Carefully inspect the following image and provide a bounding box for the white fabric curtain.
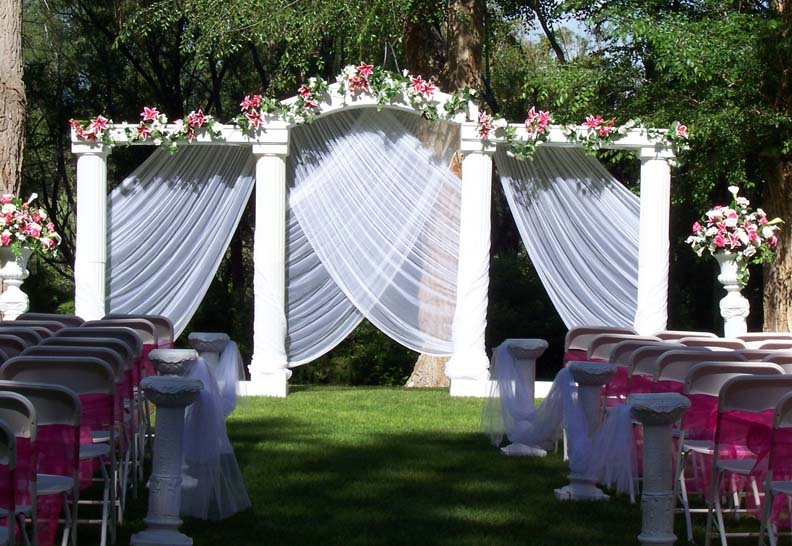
[285,110,462,364]
[495,147,640,328]
[106,146,255,337]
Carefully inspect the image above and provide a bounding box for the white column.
[73,143,110,321]
[446,123,496,397]
[634,148,674,335]
[244,130,291,398]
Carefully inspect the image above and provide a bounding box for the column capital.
[459,122,498,155]
[251,124,290,157]
[638,146,675,162]
[71,141,111,156]
[628,392,690,425]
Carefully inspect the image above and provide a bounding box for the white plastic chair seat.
[91,430,110,443]
[683,439,714,454]
[80,443,111,460]
[717,457,757,475]
[37,473,74,495]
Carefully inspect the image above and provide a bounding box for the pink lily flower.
[89,115,109,132]
[357,62,374,78]
[141,107,159,121]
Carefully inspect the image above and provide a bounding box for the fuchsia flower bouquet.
[686,186,782,283]
[0,194,61,256]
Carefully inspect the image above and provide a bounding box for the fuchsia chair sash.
[78,393,114,491]
[563,349,589,366]
[141,343,157,378]
[37,423,79,546]
[629,375,655,395]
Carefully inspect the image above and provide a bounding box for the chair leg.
[758,488,773,546]
[706,468,725,546]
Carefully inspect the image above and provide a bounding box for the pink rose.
[46,222,54,231]
[692,221,702,234]
[714,233,726,248]
[0,195,12,205]
[676,123,688,139]
[770,236,778,247]
[0,234,9,246]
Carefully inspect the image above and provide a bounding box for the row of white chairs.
[0,312,174,546]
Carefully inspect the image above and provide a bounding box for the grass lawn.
[111,386,718,545]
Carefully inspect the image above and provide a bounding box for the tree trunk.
[0,0,25,195]
[763,0,792,331]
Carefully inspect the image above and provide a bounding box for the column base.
[554,475,609,501]
[449,377,496,398]
[238,370,290,398]
[131,529,193,546]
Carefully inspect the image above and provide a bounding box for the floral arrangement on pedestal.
[69,61,688,160]
[0,193,61,257]
[686,185,782,285]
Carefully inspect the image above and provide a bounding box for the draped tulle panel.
[496,146,640,328]
[106,146,256,337]
[285,110,462,362]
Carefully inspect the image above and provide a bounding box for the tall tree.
[1,0,25,195]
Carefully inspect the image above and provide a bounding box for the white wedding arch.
[70,77,674,398]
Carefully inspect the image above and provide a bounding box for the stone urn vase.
[0,247,33,320]
[714,252,749,338]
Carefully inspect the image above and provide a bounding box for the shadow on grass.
[144,415,639,546]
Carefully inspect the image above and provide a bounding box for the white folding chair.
[0,358,117,546]
[737,332,792,349]
[586,334,661,362]
[564,326,637,362]
[0,381,81,546]
[627,344,712,395]
[0,321,64,335]
[0,337,25,360]
[674,361,783,543]
[102,315,174,349]
[679,337,747,351]
[0,331,41,349]
[759,341,792,351]
[758,391,792,546]
[655,330,718,341]
[0,392,34,546]
[17,314,84,328]
[704,375,792,546]
[0,419,16,546]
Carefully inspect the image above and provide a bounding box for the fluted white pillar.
[634,148,673,336]
[244,131,291,397]
[73,142,110,321]
[446,122,496,397]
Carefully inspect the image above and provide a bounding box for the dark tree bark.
[0,0,25,195]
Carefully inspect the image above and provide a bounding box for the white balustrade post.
[629,393,690,546]
[131,376,202,546]
[555,361,615,501]
[446,123,496,397]
[634,147,674,336]
[503,338,549,405]
[244,128,291,398]
[72,142,110,321]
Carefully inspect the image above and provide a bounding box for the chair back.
[654,330,717,341]
[0,356,115,397]
[587,334,661,361]
[0,392,36,510]
[758,340,792,351]
[656,350,737,385]
[17,313,84,327]
[684,362,784,397]
[774,392,792,430]
[39,336,133,370]
[609,339,666,367]
[0,328,42,347]
[678,337,747,351]
[21,346,124,382]
[629,344,710,378]
[103,314,174,347]
[0,381,81,428]
[55,326,142,355]
[83,319,157,346]
[0,320,64,334]
[564,326,637,352]
[0,335,27,358]
[735,348,780,361]
[0,392,36,442]
[719,375,792,413]
[737,332,792,349]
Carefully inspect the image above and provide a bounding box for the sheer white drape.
[106,146,255,337]
[495,147,640,328]
[284,110,462,364]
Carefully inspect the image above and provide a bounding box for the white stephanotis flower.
[706,226,718,237]
[736,196,749,207]
[1,204,16,214]
[724,216,738,228]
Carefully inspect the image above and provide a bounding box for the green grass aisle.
[119,386,649,545]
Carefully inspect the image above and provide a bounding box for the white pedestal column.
[634,148,673,336]
[503,338,549,404]
[245,135,291,398]
[715,253,749,337]
[555,361,615,501]
[629,393,690,546]
[73,143,110,321]
[131,376,202,546]
[446,126,496,397]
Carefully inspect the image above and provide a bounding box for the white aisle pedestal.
[629,393,690,546]
[73,142,110,321]
[555,361,615,501]
[188,332,230,368]
[715,252,749,338]
[503,338,549,404]
[245,134,292,397]
[446,124,496,398]
[131,376,202,546]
